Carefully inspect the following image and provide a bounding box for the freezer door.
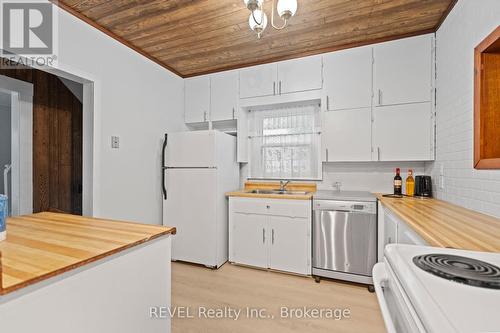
[163,169,217,266]
[313,210,377,276]
[165,131,216,168]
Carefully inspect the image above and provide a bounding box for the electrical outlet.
[111,136,120,149]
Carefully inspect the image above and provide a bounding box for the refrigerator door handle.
[162,133,168,200]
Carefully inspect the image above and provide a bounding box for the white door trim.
[41,65,98,217]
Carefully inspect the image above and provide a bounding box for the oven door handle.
[373,263,398,333]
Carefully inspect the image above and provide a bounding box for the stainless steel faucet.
[279,180,291,191]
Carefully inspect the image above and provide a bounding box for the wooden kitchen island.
[0,212,176,333]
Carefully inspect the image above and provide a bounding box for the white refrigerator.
[162,130,239,268]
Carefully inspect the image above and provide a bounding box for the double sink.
[248,189,310,195]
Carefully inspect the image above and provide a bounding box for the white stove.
[373,244,500,333]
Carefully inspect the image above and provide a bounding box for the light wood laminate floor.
[172,262,386,333]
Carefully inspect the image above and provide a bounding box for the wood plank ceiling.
[54,0,457,77]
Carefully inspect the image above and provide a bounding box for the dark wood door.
[1,63,83,215]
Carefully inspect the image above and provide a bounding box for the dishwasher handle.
[313,200,377,214]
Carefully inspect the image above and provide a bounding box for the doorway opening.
[1,63,84,215]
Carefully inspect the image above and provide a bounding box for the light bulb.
[249,10,268,37]
[243,0,263,11]
[277,0,297,20]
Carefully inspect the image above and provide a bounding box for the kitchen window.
[248,102,321,180]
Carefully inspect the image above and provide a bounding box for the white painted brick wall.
[240,162,426,194]
[425,0,500,218]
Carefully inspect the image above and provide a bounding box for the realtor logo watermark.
[0,0,58,68]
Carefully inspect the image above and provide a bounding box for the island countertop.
[0,212,176,295]
[376,194,500,252]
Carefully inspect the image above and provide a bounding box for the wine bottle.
[394,168,402,195]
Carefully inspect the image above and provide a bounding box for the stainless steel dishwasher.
[312,191,377,290]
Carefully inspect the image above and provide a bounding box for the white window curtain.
[248,102,321,180]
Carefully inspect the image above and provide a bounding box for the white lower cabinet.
[268,215,310,275]
[231,212,268,268]
[229,197,312,275]
[397,217,428,246]
[382,208,428,249]
[384,211,398,246]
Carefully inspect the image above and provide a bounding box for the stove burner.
[413,254,500,289]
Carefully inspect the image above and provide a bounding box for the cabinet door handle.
[378,89,382,106]
[232,107,235,119]
[262,228,265,244]
[326,96,330,110]
[279,81,282,95]
[273,82,276,95]
[203,111,207,122]
[326,148,329,162]
[377,147,381,161]
[272,229,275,245]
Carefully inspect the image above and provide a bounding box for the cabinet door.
[277,56,323,94]
[269,216,310,275]
[374,34,432,106]
[239,63,277,98]
[397,220,428,246]
[210,71,238,121]
[384,212,398,246]
[231,212,268,268]
[373,102,432,161]
[324,46,372,110]
[323,108,372,162]
[185,76,210,123]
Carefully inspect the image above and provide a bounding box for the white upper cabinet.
[239,63,277,99]
[373,102,433,161]
[374,34,433,106]
[239,56,322,99]
[324,46,373,110]
[322,108,372,162]
[185,76,210,123]
[210,71,238,121]
[277,56,323,94]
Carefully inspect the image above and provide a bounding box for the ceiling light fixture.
[244,0,297,39]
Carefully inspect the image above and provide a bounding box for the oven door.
[373,262,427,333]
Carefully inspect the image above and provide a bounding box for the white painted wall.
[53,8,185,224]
[425,0,500,218]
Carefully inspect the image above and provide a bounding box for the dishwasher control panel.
[313,199,377,214]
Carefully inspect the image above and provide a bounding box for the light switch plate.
[111,136,120,149]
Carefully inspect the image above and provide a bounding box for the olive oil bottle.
[394,168,402,195]
[406,169,415,197]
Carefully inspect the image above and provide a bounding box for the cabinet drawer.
[230,197,311,218]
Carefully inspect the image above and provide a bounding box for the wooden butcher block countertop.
[377,194,500,252]
[0,212,176,295]
[226,181,316,200]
